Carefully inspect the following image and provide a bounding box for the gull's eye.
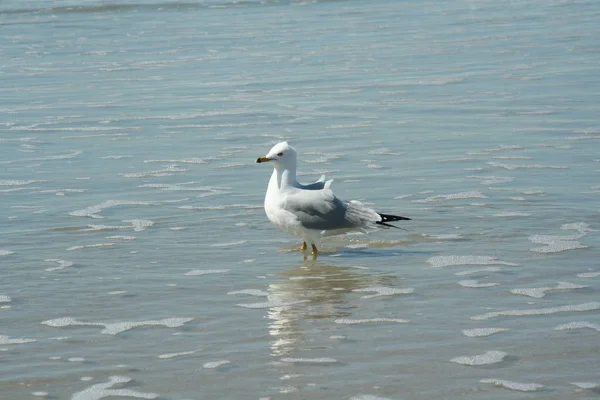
[277,152,284,157]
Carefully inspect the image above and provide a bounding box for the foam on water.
[352,286,414,299]
[143,158,209,164]
[70,200,161,219]
[202,360,231,369]
[567,135,600,141]
[280,358,338,364]
[493,156,532,160]
[1,187,38,193]
[0,295,11,303]
[101,155,133,160]
[454,267,502,276]
[210,240,247,248]
[480,378,544,392]
[577,271,600,278]
[471,302,600,320]
[368,148,404,156]
[554,321,600,332]
[469,145,524,155]
[288,276,326,281]
[31,392,49,397]
[0,250,15,256]
[349,395,393,400]
[0,335,37,345]
[125,220,154,232]
[179,204,262,211]
[365,162,383,169]
[487,161,569,170]
[41,317,193,335]
[510,282,587,298]
[71,376,158,400]
[227,289,269,297]
[334,318,409,325]
[462,328,510,338]
[522,190,545,195]
[82,219,153,233]
[571,382,599,389]
[106,235,136,240]
[44,259,74,272]
[458,280,500,288]
[83,225,129,232]
[67,243,115,251]
[39,188,87,196]
[0,179,47,186]
[386,76,467,86]
[0,149,82,165]
[138,183,227,193]
[529,222,592,253]
[157,349,201,359]
[413,191,487,203]
[429,234,463,240]
[427,256,517,268]
[211,163,249,169]
[494,212,530,218]
[120,165,188,178]
[530,239,587,253]
[272,385,299,394]
[440,157,475,163]
[184,269,230,276]
[450,350,507,366]
[237,300,309,309]
[467,176,514,185]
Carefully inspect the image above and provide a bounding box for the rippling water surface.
[2,0,599,399]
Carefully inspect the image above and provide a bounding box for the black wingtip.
[375,213,411,230]
[378,213,411,222]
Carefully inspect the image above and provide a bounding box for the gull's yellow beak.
[255,156,272,163]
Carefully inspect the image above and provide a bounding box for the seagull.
[256,142,410,257]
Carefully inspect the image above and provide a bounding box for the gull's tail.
[376,213,411,229]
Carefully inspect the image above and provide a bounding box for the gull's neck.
[269,165,298,191]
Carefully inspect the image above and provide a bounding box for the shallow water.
[1,0,599,399]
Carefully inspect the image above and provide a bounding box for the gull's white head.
[256,141,297,170]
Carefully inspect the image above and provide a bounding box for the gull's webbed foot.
[311,244,319,258]
[300,241,307,251]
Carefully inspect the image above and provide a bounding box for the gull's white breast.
[264,172,305,237]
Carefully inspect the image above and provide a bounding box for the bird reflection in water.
[265,260,398,357]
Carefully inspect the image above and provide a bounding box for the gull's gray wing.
[298,174,334,191]
[282,189,379,232]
